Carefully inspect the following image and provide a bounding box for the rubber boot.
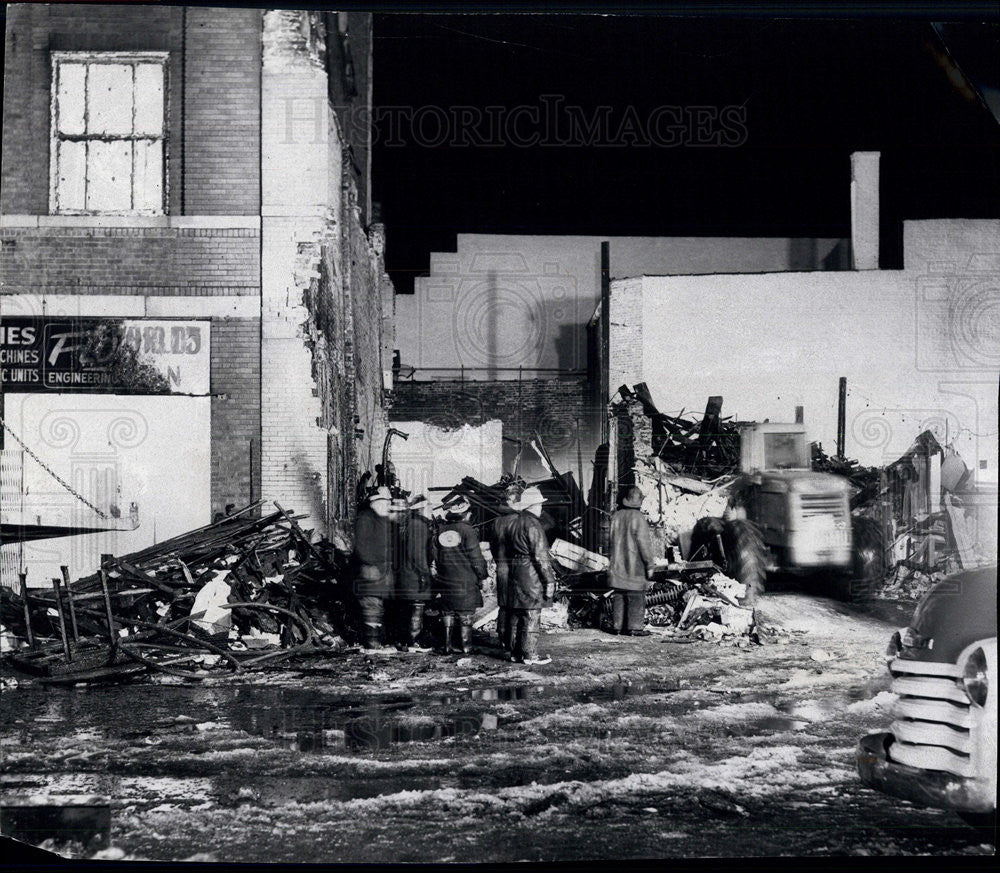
[440,614,455,654]
[497,607,509,651]
[521,611,551,666]
[409,603,433,653]
[458,615,473,654]
[362,623,382,652]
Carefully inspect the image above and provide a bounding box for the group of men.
[350,480,660,663]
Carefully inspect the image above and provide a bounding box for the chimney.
[850,151,880,270]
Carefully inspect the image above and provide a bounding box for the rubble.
[810,442,881,510]
[1,501,355,684]
[615,385,994,606]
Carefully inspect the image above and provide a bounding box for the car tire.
[835,516,884,602]
[689,517,767,606]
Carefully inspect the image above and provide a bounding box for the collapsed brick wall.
[0,227,259,295]
[611,397,654,497]
[608,277,644,393]
[260,10,390,535]
[344,179,387,482]
[389,377,597,487]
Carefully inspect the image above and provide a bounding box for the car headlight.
[962,647,989,707]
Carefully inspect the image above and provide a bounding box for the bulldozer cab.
[690,421,883,602]
[739,422,810,473]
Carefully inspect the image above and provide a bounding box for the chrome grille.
[887,658,974,777]
[798,493,846,519]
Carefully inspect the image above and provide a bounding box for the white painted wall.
[395,233,845,378]
[624,219,999,481]
[388,419,503,501]
[1,393,211,587]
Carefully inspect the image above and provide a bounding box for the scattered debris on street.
[0,502,354,685]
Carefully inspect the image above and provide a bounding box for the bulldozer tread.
[834,515,885,602]
[690,516,767,605]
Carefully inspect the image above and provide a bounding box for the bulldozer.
[688,422,883,603]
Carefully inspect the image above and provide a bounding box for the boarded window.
[51,54,167,214]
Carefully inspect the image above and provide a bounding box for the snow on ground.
[2,592,987,861]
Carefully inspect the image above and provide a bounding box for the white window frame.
[49,51,169,216]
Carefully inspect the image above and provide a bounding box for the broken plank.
[944,494,976,569]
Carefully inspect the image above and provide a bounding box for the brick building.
[0,6,393,588]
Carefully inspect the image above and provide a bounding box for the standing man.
[501,487,557,665]
[393,496,434,652]
[352,486,395,651]
[608,485,656,636]
[488,484,522,653]
[431,497,489,654]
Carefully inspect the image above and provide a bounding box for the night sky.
[371,14,1000,293]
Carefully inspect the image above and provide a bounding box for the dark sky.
[371,15,1000,293]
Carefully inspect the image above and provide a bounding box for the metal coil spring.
[646,587,684,607]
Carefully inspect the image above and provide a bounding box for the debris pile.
[616,384,741,479]
[810,442,881,510]
[646,572,758,645]
[0,501,354,684]
[872,431,993,600]
[439,470,586,545]
[552,539,760,645]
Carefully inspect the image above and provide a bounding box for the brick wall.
[345,178,386,480]
[2,4,261,218]
[608,277,644,393]
[210,317,261,515]
[611,397,653,498]
[1,3,185,215]
[183,8,261,215]
[0,226,259,294]
[260,10,346,533]
[389,377,599,488]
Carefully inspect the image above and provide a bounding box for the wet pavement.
[1,591,994,861]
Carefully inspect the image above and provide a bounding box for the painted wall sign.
[0,317,210,394]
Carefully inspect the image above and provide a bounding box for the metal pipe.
[837,377,847,459]
[99,569,117,646]
[60,566,79,642]
[51,578,73,662]
[18,572,35,649]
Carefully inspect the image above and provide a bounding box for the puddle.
[833,598,916,627]
[0,797,110,852]
[228,687,488,753]
[222,680,669,753]
[435,679,673,706]
[775,700,844,722]
[725,715,810,735]
[214,774,446,805]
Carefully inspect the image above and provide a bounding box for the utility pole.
[836,377,847,459]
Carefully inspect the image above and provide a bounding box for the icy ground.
[1,591,994,862]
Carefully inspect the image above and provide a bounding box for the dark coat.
[487,510,519,608]
[431,519,487,612]
[608,507,656,591]
[352,508,393,597]
[395,512,433,601]
[496,511,556,610]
